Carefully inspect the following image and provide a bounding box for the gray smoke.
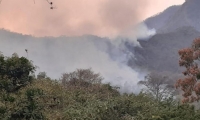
[0,23,153,93]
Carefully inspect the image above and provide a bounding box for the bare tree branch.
[138,72,175,102]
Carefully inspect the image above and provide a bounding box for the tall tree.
[138,72,175,102]
[0,53,35,92]
[61,68,103,88]
[176,38,200,103]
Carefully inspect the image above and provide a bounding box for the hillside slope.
[129,26,200,72]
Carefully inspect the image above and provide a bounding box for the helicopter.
[44,0,57,9]
[0,0,56,9]
[46,0,57,9]
[33,0,56,9]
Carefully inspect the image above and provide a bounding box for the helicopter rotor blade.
[46,0,50,4]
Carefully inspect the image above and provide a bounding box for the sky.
[0,0,185,37]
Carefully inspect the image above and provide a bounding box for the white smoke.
[119,23,156,42]
[0,23,153,93]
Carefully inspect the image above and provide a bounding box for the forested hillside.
[1,52,200,120]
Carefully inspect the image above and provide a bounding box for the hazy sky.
[0,0,184,37]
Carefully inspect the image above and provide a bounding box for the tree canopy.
[0,53,35,92]
[138,72,175,102]
[0,52,200,119]
[176,38,200,103]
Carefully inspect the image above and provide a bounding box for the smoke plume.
[0,29,151,93]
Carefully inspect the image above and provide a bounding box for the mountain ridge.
[132,0,200,74]
[145,0,200,33]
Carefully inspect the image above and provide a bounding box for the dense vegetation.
[1,52,200,120]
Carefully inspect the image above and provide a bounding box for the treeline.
[1,53,200,120]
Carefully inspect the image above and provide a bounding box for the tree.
[175,38,200,103]
[0,53,35,92]
[138,72,175,102]
[10,88,45,120]
[61,68,103,87]
[37,72,47,79]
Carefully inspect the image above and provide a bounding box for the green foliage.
[1,52,200,119]
[0,53,35,92]
[61,68,103,86]
[10,88,45,120]
[37,72,47,79]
